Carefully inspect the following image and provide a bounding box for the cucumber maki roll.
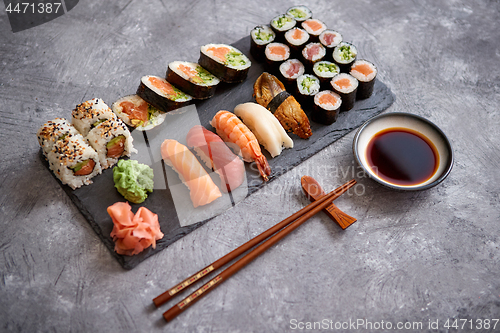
[71,98,116,137]
[332,42,357,73]
[199,44,252,83]
[136,75,193,113]
[166,61,220,99]
[312,61,340,89]
[250,25,276,61]
[330,73,358,111]
[296,74,321,107]
[112,94,167,131]
[350,59,377,99]
[270,14,296,42]
[286,6,313,22]
[312,90,342,125]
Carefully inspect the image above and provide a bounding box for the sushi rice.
[72,98,116,137]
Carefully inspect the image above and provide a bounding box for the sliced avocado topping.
[71,159,90,172]
[107,135,125,149]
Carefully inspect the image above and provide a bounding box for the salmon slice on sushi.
[199,44,252,83]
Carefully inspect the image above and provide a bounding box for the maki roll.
[296,74,321,107]
[112,94,167,131]
[286,5,313,22]
[284,27,310,57]
[37,118,80,156]
[46,134,102,190]
[319,30,343,61]
[302,42,326,71]
[330,73,359,111]
[312,90,342,125]
[86,118,137,169]
[350,59,378,99]
[270,14,296,42]
[250,25,276,61]
[72,98,116,137]
[199,44,252,83]
[332,42,357,72]
[301,19,327,42]
[312,61,340,89]
[137,75,193,113]
[265,42,290,71]
[166,61,220,99]
[279,59,305,88]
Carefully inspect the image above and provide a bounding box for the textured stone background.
[0,0,499,332]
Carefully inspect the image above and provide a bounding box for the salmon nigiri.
[161,139,222,207]
[210,110,271,181]
[186,125,245,193]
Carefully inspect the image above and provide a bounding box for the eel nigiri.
[234,102,293,158]
[161,139,222,207]
[253,72,312,139]
[210,110,271,181]
[186,125,245,193]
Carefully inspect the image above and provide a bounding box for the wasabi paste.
[113,160,154,204]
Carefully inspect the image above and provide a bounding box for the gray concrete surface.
[1,0,499,332]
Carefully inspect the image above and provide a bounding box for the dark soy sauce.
[366,128,439,186]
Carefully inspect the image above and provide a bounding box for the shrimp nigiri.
[161,139,221,207]
[210,110,271,181]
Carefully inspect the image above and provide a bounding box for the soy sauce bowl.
[353,112,454,191]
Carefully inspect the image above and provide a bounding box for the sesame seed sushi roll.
[250,25,276,61]
[301,19,327,42]
[86,118,137,169]
[72,98,116,137]
[279,59,305,88]
[112,94,167,131]
[296,74,321,108]
[350,59,378,99]
[265,42,290,72]
[302,42,326,71]
[332,42,358,73]
[47,134,102,190]
[319,30,343,61]
[37,118,80,156]
[330,73,359,111]
[312,90,342,125]
[136,75,193,113]
[312,61,340,89]
[199,44,252,83]
[270,14,296,42]
[286,5,313,22]
[166,61,220,100]
[284,27,310,57]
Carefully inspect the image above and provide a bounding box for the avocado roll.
[312,90,342,125]
[71,98,116,137]
[199,44,252,83]
[166,61,220,99]
[286,6,313,22]
[279,59,305,88]
[302,42,326,71]
[350,59,377,99]
[301,19,327,42]
[37,118,80,156]
[330,73,358,111]
[136,75,193,113]
[312,61,340,89]
[332,42,357,73]
[270,14,296,42]
[250,25,276,61]
[265,42,290,72]
[296,74,321,108]
[284,27,309,57]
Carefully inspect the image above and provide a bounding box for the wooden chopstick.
[158,179,356,322]
[153,179,356,308]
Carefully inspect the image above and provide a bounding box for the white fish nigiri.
[234,102,293,158]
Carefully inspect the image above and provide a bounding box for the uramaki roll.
[199,44,251,83]
[330,73,359,111]
[72,98,116,137]
[250,25,276,61]
[349,59,377,99]
[166,61,220,99]
[312,90,342,125]
[136,75,193,113]
[37,118,80,156]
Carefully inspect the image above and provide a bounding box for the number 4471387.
[444,318,499,330]
[5,2,62,14]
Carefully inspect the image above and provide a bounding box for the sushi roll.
[330,73,359,111]
[279,59,305,88]
[302,42,326,71]
[301,19,327,42]
[250,25,276,61]
[166,61,220,99]
[286,5,313,22]
[319,30,343,61]
[47,134,102,190]
[86,118,137,169]
[350,59,378,99]
[270,14,296,42]
[199,44,252,83]
[72,98,116,137]
[284,27,310,57]
[136,75,193,113]
[112,94,167,131]
[37,118,80,156]
[332,42,357,73]
[296,74,321,107]
[312,61,340,89]
[264,42,290,71]
[312,91,342,125]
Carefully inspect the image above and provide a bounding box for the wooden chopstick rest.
[301,176,356,229]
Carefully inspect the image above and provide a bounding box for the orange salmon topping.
[270,46,286,57]
[292,28,304,40]
[334,78,351,89]
[74,159,95,176]
[178,64,203,84]
[207,46,230,62]
[352,63,373,76]
[318,93,338,106]
[107,136,126,158]
[120,101,148,122]
[149,77,176,97]
[304,20,322,32]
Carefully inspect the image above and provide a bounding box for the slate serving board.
[43,36,394,269]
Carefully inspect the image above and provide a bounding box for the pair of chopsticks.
[153,179,357,322]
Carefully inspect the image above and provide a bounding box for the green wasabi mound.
[113,159,154,204]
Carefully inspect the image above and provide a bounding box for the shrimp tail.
[255,155,271,181]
